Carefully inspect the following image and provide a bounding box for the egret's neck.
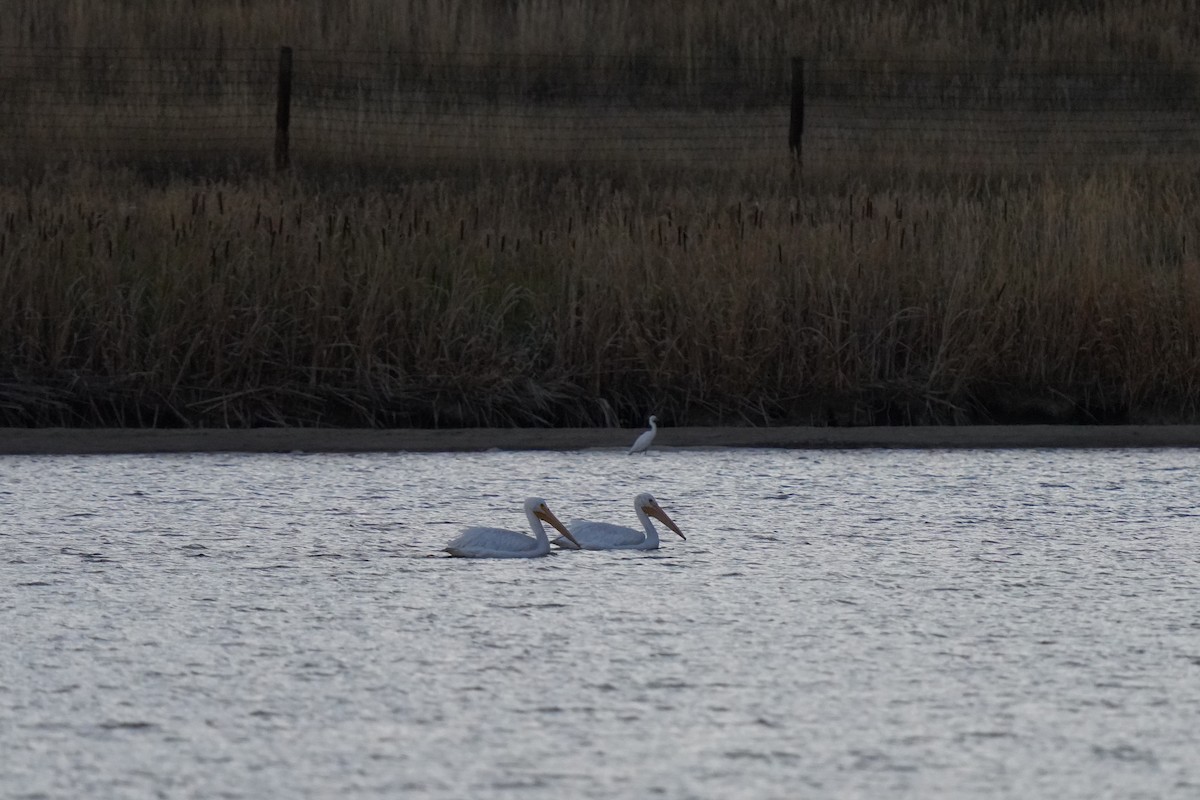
[635,505,660,546]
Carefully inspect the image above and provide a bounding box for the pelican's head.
[636,492,686,540]
[525,497,580,549]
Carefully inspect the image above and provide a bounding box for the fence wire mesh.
[1,47,1197,175]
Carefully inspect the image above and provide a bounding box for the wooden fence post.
[789,56,805,166]
[274,46,293,171]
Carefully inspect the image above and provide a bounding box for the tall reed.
[1,168,1197,426]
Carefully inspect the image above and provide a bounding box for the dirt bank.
[3,425,1200,455]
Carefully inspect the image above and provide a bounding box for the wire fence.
[1,46,1198,177]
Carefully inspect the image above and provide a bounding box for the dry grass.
[1,167,1198,426]
[6,3,1200,113]
[5,1,1200,65]
[4,3,1198,176]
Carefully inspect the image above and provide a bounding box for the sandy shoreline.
[3,425,1200,455]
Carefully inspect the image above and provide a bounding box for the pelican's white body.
[628,415,658,454]
[553,493,685,551]
[444,497,577,558]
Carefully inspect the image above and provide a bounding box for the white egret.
[628,415,658,454]
[444,497,579,558]
[553,492,685,551]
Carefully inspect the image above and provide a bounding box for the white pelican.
[444,497,580,558]
[628,415,658,454]
[553,492,686,551]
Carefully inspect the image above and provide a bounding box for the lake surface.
[2,447,1199,799]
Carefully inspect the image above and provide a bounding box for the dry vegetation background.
[2,1,1200,427]
[5,1,1199,64]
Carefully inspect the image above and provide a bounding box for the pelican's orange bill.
[537,505,581,548]
[645,504,686,540]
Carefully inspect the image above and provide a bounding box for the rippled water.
[2,446,1199,798]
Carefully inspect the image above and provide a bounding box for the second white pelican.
[553,492,686,551]
[444,497,580,558]
[628,415,658,454]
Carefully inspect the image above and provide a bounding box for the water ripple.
[1,447,1199,799]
